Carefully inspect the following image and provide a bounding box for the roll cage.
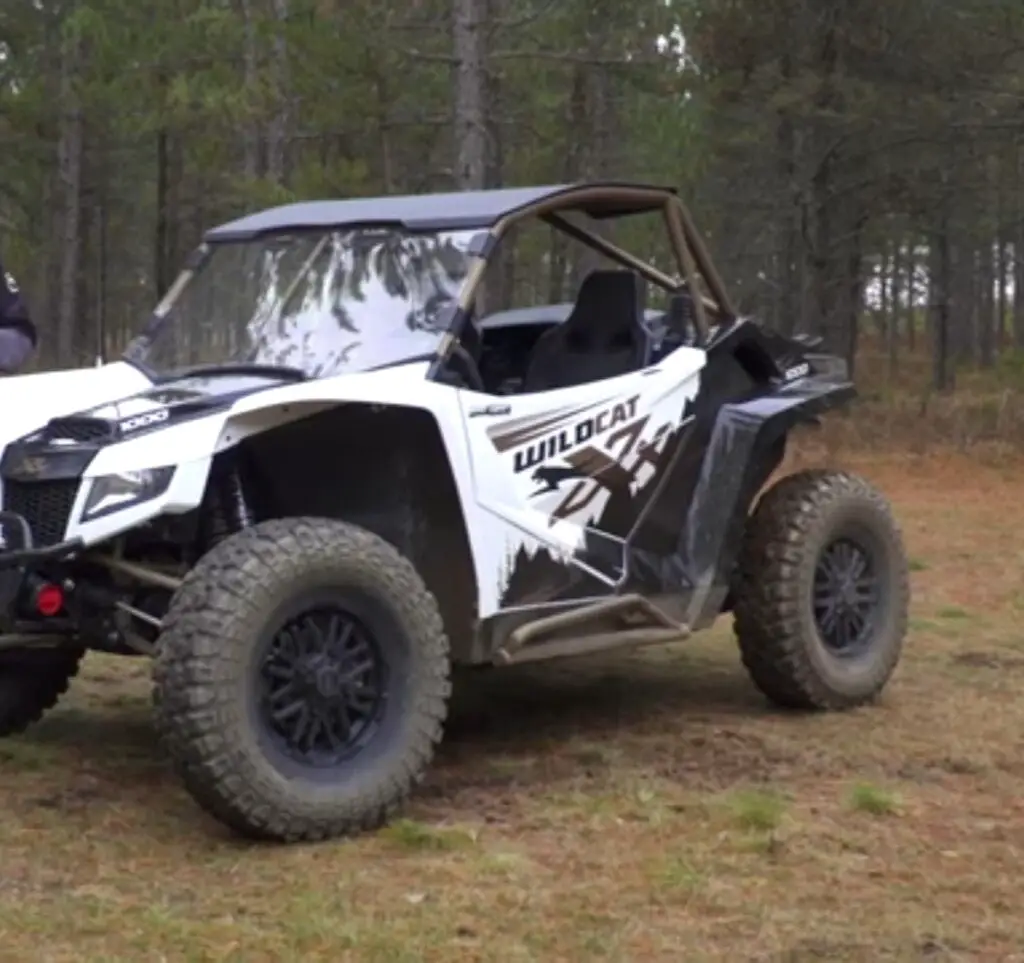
[429,184,736,385]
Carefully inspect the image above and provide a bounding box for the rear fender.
[674,377,854,629]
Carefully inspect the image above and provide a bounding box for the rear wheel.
[152,517,451,842]
[733,469,908,710]
[0,647,84,736]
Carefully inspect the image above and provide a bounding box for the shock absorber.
[200,456,254,551]
[221,463,253,532]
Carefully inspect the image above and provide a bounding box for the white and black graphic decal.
[471,378,702,610]
[120,407,170,433]
[485,392,684,529]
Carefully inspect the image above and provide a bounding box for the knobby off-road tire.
[0,647,84,736]
[733,469,909,710]
[152,517,451,842]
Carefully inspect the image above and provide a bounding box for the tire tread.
[0,648,84,737]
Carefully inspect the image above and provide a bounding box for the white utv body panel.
[62,359,484,584]
[456,345,706,615]
[63,345,706,621]
[0,362,151,453]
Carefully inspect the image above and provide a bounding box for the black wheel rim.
[812,536,882,658]
[259,606,387,767]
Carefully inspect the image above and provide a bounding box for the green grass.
[728,789,787,833]
[848,783,900,816]
[378,818,478,852]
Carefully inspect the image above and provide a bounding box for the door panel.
[458,346,705,607]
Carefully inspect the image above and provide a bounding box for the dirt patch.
[0,449,1023,961]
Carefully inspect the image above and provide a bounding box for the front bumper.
[0,510,82,614]
[0,511,82,569]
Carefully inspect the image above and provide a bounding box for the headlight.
[82,467,175,521]
[805,353,849,383]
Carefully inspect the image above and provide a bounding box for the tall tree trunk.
[1015,146,1024,348]
[948,236,974,364]
[906,242,916,351]
[1015,239,1024,350]
[548,66,586,304]
[265,0,290,185]
[978,241,995,367]
[240,0,261,180]
[775,52,799,336]
[155,127,170,295]
[842,218,864,377]
[808,8,846,355]
[375,69,394,193]
[452,0,487,191]
[575,57,617,278]
[996,168,1009,351]
[56,24,84,367]
[95,168,108,363]
[932,203,954,393]
[888,236,904,377]
[877,242,890,339]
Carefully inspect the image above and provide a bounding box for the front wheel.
[152,517,451,842]
[733,469,909,710]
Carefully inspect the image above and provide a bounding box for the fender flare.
[676,378,856,629]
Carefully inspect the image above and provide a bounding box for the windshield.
[136,227,475,378]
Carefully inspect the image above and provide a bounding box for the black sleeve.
[0,262,38,346]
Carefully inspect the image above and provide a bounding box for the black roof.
[205,182,676,241]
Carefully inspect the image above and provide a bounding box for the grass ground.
[1,448,1023,962]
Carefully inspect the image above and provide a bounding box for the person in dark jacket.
[0,261,37,373]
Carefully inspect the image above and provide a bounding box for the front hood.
[48,369,298,443]
[0,361,152,447]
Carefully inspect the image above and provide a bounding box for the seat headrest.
[574,270,642,317]
[564,270,645,350]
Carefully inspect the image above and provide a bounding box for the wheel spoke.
[818,599,840,635]
[813,578,835,602]
[304,714,322,752]
[331,700,353,738]
[835,609,851,650]
[272,698,305,723]
[321,712,345,752]
[835,542,852,573]
[289,704,310,745]
[343,623,363,655]
[341,659,374,684]
[853,577,876,600]
[264,662,294,681]
[268,681,296,704]
[298,621,319,655]
[337,618,355,646]
[847,607,867,636]
[307,616,328,652]
[347,686,377,717]
[272,630,288,653]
